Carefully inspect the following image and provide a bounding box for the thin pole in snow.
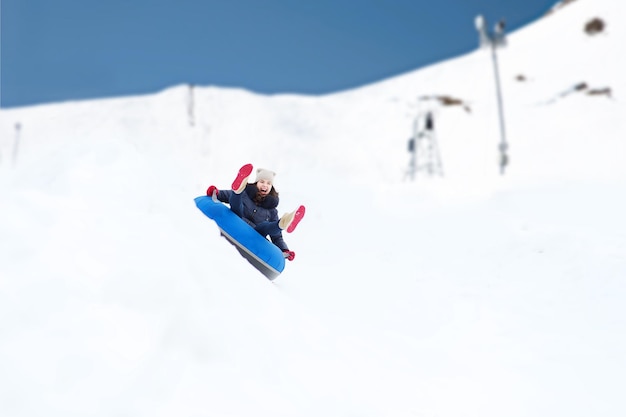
[476,15,509,175]
[13,122,21,168]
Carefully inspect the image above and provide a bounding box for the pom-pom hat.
[255,168,276,183]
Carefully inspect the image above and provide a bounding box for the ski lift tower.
[406,110,443,180]
[475,15,509,175]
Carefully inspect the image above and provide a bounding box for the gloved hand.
[206,185,218,197]
[283,249,295,261]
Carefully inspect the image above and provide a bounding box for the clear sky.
[1,0,556,108]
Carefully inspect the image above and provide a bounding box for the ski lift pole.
[490,41,508,175]
[476,15,509,175]
[13,122,22,168]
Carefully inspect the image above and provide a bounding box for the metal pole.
[476,16,509,175]
[490,43,508,175]
[13,123,21,168]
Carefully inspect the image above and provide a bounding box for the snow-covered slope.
[1,0,625,416]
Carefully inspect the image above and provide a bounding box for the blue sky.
[1,0,556,108]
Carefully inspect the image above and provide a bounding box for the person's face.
[257,179,272,196]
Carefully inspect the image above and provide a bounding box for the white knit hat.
[255,168,276,183]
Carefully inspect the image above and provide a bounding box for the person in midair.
[206,164,305,261]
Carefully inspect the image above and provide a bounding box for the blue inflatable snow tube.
[195,196,285,278]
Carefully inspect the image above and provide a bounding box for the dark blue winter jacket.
[217,184,289,251]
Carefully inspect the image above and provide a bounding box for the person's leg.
[254,205,306,236]
[228,163,253,217]
[254,221,282,237]
[229,192,244,218]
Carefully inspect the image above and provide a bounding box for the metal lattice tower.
[406,111,443,180]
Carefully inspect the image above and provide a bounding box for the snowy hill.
[1,0,625,416]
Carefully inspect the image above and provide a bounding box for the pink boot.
[279,205,306,233]
[232,163,253,194]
